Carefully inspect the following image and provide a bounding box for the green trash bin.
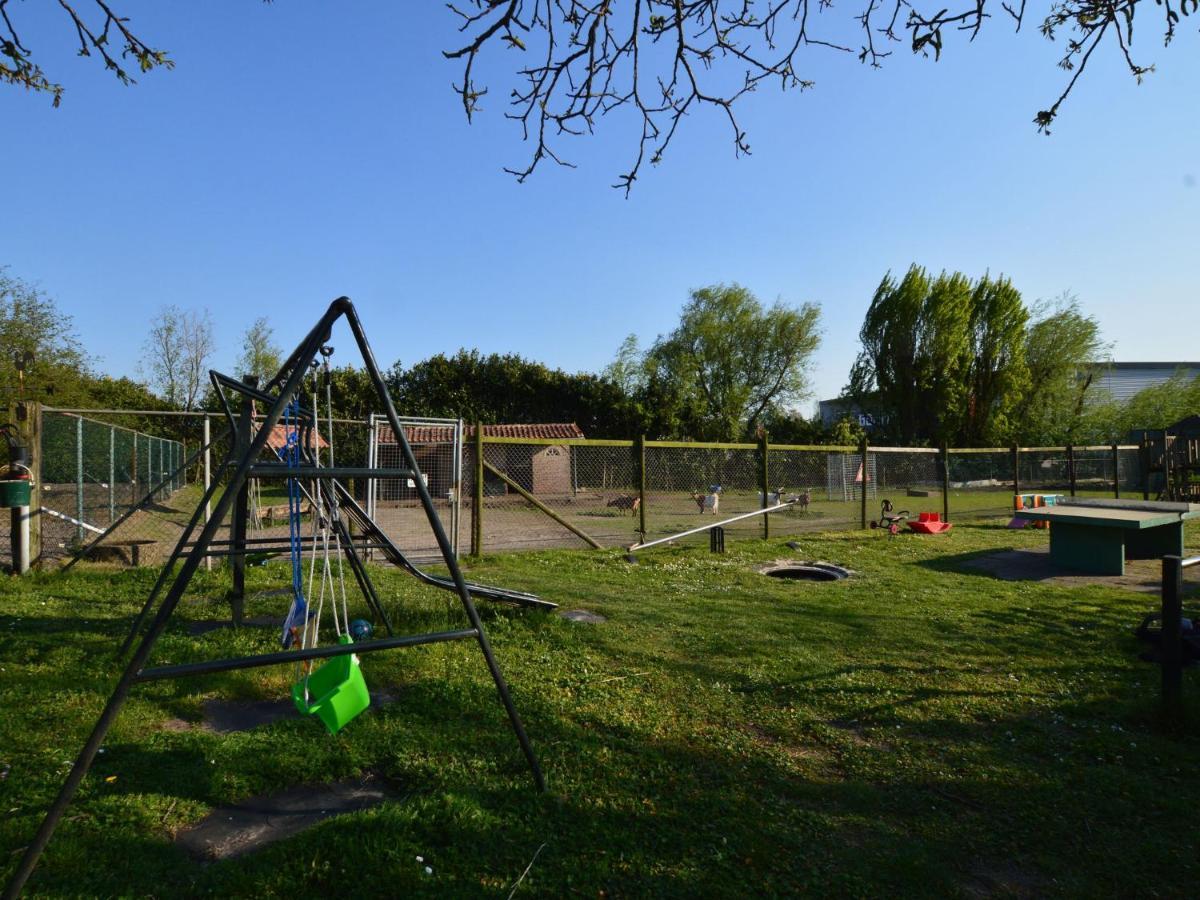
[0,479,31,508]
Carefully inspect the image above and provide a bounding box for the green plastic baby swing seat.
[291,635,370,734]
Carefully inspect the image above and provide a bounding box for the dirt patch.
[959,548,1200,594]
[175,775,397,860]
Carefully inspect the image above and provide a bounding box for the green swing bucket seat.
[291,635,370,734]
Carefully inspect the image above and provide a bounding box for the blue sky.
[4,2,1196,411]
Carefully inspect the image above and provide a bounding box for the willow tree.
[850,266,1032,446]
[643,284,821,441]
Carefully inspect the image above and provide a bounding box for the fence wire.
[18,407,1151,566]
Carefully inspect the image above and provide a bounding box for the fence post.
[7,400,40,571]
[203,415,212,572]
[637,434,647,541]
[1067,444,1077,497]
[859,435,869,529]
[1112,442,1120,499]
[941,443,950,522]
[108,426,116,525]
[1141,435,1150,501]
[75,415,84,543]
[760,430,770,539]
[1161,555,1184,717]
[1011,444,1020,501]
[472,422,484,557]
[1162,428,1172,500]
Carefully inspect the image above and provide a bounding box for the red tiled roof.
[377,423,585,444]
[257,422,330,451]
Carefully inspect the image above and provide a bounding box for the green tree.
[960,275,1030,445]
[237,317,283,384]
[1013,296,1108,444]
[849,266,973,445]
[641,284,821,442]
[850,266,1080,446]
[0,267,92,405]
[391,350,640,437]
[141,305,215,409]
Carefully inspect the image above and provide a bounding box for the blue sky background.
[4,1,1196,411]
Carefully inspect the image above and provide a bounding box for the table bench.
[1014,499,1200,575]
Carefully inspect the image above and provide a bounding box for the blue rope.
[280,399,308,649]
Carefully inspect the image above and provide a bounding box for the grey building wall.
[1090,362,1200,404]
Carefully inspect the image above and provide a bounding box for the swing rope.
[293,356,352,704]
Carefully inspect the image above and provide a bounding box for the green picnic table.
[1014,499,1200,575]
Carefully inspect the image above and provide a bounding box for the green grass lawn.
[2,522,1199,897]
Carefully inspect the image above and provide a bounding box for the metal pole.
[1161,555,1184,715]
[10,505,30,574]
[760,430,770,540]
[230,379,256,623]
[637,434,647,541]
[941,443,951,522]
[108,426,115,525]
[472,422,484,557]
[1067,444,1077,497]
[75,415,84,543]
[629,500,799,552]
[203,415,212,573]
[859,436,868,529]
[342,306,545,791]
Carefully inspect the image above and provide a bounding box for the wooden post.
[1141,435,1150,501]
[229,378,256,625]
[941,443,950,522]
[1162,428,1172,500]
[859,435,869,530]
[472,421,484,557]
[1067,444,1077,497]
[483,459,603,549]
[759,430,770,539]
[1161,555,1184,715]
[1112,442,1121,499]
[16,401,41,565]
[1012,444,1020,501]
[637,434,647,541]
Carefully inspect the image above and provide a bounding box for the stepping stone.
[557,609,606,624]
[203,690,399,733]
[175,776,397,860]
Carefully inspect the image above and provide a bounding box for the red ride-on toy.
[870,499,910,537]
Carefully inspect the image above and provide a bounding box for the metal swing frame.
[5,298,545,898]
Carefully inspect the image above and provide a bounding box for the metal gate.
[367,414,463,560]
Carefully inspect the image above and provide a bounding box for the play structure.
[1140,419,1200,502]
[5,298,550,897]
[1013,497,1200,576]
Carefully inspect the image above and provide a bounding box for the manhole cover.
[759,561,851,581]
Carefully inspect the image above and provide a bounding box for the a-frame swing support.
[4,298,545,898]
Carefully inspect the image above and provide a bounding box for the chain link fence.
[10,404,1150,566]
